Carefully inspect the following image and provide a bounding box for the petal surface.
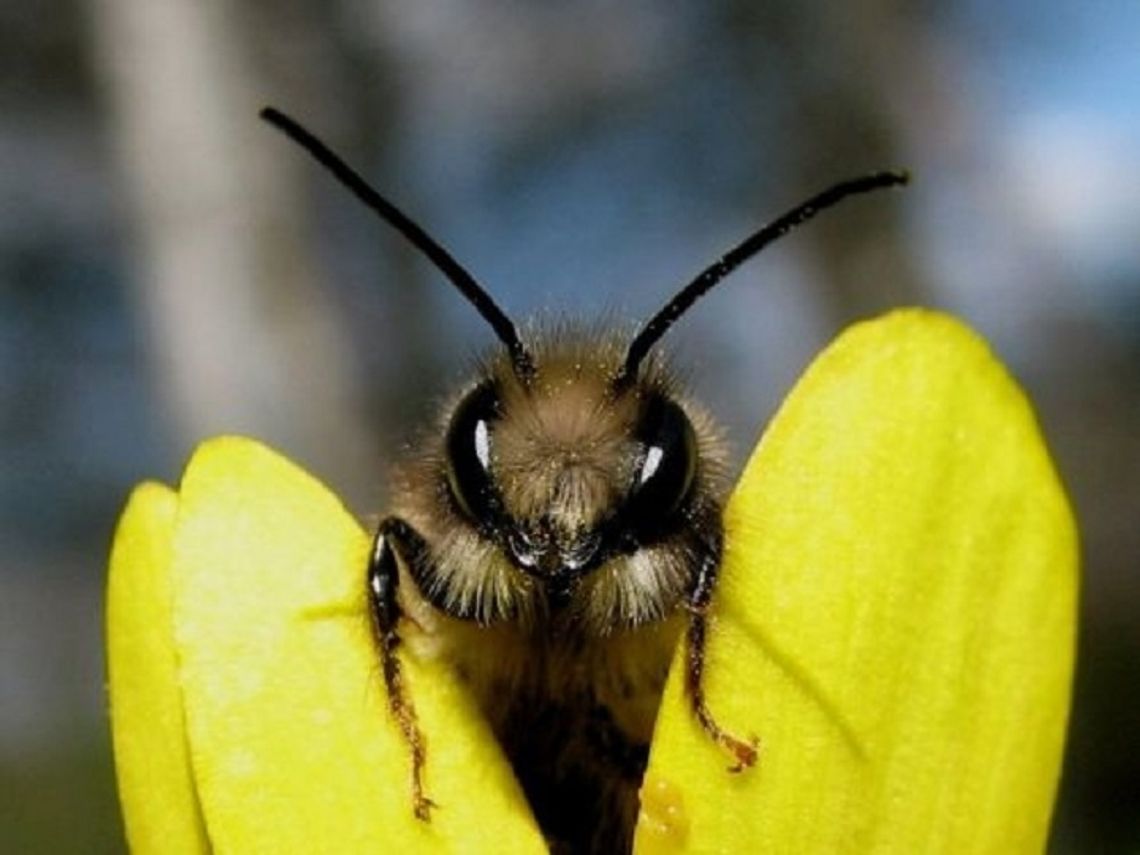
[107,482,209,853]
[109,437,544,852]
[170,436,545,851]
[637,310,1078,853]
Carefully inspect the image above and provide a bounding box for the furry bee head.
[260,107,907,636]
[392,325,728,635]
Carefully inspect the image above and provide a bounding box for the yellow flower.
[107,310,1077,853]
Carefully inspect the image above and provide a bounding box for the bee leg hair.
[684,541,760,772]
[367,516,438,820]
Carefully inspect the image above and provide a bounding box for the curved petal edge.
[637,309,1078,854]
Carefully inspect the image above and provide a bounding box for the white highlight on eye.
[640,445,664,483]
[474,419,492,470]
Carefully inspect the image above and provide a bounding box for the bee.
[261,107,906,853]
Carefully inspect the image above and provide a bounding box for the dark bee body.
[260,105,907,854]
[411,591,679,851]
[388,330,726,850]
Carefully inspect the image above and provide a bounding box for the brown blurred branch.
[87,0,377,493]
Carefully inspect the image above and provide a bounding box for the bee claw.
[413,795,439,822]
[725,734,760,773]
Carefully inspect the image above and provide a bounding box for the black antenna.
[260,107,535,382]
[616,170,910,388]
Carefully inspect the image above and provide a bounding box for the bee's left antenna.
[260,106,535,382]
[616,169,910,389]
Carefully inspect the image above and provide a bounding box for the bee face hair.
[393,327,727,634]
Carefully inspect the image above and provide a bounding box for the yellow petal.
[107,482,209,853]
[166,437,544,851]
[637,310,1078,853]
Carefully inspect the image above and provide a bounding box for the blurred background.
[2,0,1137,849]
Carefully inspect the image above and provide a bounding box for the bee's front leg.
[368,516,438,820]
[684,540,760,772]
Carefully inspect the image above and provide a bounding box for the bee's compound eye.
[445,382,501,523]
[627,396,698,537]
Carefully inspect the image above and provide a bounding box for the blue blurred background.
[2,1,1137,849]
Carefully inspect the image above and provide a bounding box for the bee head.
[404,327,729,633]
[440,331,723,623]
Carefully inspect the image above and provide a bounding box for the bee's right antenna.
[260,107,536,383]
[616,170,910,389]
